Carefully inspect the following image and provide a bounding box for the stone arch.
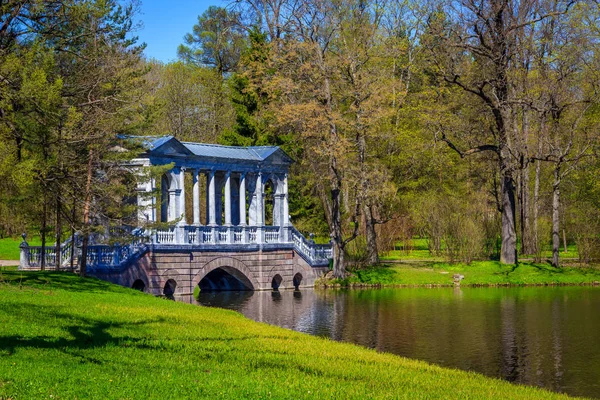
[293,272,303,290]
[271,274,283,290]
[192,257,260,291]
[163,279,177,297]
[132,279,146,292]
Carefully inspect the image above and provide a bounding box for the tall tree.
[425,0,576,264]
[178,6,246,75]
[527,1,600,267]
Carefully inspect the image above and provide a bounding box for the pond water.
[191,286,600,398]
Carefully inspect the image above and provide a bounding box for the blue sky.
[135,0,223,63]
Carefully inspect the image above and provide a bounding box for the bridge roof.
[128,136,293,169]
[183,142,280,162]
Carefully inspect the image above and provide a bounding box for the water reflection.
[189,286,600,398]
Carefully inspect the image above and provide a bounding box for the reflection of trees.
[193,287,600,398]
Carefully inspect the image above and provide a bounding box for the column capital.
[225,170,232,178]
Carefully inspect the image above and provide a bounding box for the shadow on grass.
[0,302,166,362]
[0,271,129,294]
[522,262,563,274]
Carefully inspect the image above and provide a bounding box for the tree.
[424,0,577,265]
[142,62,235,142]
[178,6,246,75]
[527,1,600,267]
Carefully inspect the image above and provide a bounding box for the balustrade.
[22,224,332,271]
[264,226,280,243]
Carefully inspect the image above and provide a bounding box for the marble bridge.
[19,136,332,296]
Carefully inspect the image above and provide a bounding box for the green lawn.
[341,261,600,287]
[383,238,581,262]
[381,238,445,261]
[0,237,48,261]
[0,271,574,399]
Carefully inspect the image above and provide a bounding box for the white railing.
[233,227,244,243]
[290,226,331,266]
[21,224,332,270]
[200,226,213,243]
[155,228,175,244]
[264,226,280,243]
[248,227,257,242]
[218,227,228,243]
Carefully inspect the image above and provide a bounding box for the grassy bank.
[0,271,573,399]
[334,261,600,287]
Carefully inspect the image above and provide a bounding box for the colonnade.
[139,167,289,228]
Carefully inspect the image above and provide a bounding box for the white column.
[168,190,176,222]
[256,172,264,226]
[224,171,232,226]
[150,177,157,222]
[178,167,186,225]
[193,169,200,225]
[239,173,247,226]
[208,171,216,226]
[256,172,264,244]
[283,174,289,225]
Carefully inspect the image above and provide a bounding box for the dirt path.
[0,260,19,267]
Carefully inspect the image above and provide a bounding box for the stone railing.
[20,230,147,270]
[290,226,332,266]
[20,224,332,270]
[21,232,83,270]
[84,241,147,271]
[154,225,281,246]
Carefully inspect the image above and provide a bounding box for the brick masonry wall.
[92,248,329,295]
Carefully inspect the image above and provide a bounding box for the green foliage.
[0,272,570,399]
[178,6,246,74]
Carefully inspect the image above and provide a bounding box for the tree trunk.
[364,204,379,265]
[40,194,47,271]
[70,194,76,269]
[518,108,532,255]
[520,161,532,255]
[330,185,345,278]
[552,165,561,268]
[80,148,94,278]
[533,149,542,262]
[500,160,518,265]
[55,197,62,270]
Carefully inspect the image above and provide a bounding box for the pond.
[191,286,600,398]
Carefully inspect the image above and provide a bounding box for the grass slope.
[0,272,574,399]
[345,261,600,287]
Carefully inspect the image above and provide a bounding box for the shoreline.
[317,280,600,289]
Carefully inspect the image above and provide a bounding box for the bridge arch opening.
[293,273,303,290]
[132,279,145,292]
[271,274,283,290]
[199,266,254,291]
[163,279,177,298]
